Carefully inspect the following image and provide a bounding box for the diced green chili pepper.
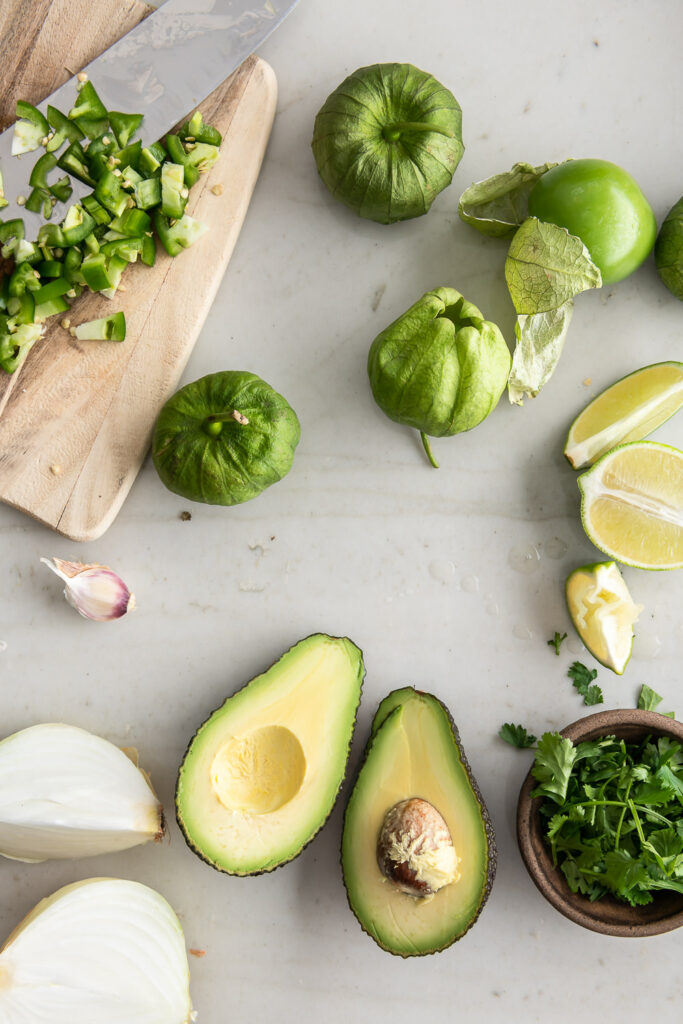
[114,140,142,172]
[63,246,83,285]
[101,255,128,297]
[12,101,50,156]
[33,277,71,306]
[161,161,187,219]
[49,175,73,202]
[81,253,110,291]
[153,211,207,256]
[134,176,162,210]
[110,208,151,237]
[58,141,96,186]
[74,311,126,342]
[81,194,111,225]
[86,135,119,179]
[0,171,7,210]
[180,110,222,147]
[68,81,108,138]
[164,135,200,187]
[95,170,129,217]
[60,204,96,245]
[141,233,156,267]
[8,262,41,297]
[13,239,39,265]
[46,105,85,152]
[100,237,142,262]
[34,294,70,320]
[37,259,63,278]
[139,142,166,175]
[82,232,101,255]
[108,112,143,149]
[6,290,35,324]
[0,321,44,373]
[37,223,65,248]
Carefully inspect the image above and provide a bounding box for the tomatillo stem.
[382,121,455,142]
[420,431,439,469]
[202,409,249,436]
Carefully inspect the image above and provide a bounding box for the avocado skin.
[175,633,364,876]
[341,686,497,956]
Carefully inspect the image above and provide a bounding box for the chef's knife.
[0,0,299,230]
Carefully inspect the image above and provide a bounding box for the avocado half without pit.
[342,687,496,956]
[176,634,364,875]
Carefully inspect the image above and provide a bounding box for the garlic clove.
[0,878,193,1024]
[41,557,135,621]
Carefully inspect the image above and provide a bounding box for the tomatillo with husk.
[368,288,511,467]
[152,370,300,505]
[312,63,464,224]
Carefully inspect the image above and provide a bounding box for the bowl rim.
[516,707,683,937]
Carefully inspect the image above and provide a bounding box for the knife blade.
[0,0,298,231]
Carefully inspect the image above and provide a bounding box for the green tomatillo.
[367,288,511,467]
[655,196,683,300]
[311,63,464,224]
[152,371,300,505]
[527,159,656,285]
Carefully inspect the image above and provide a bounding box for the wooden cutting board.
[0,0,277,541]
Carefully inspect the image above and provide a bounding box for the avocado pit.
[377,797,460,898]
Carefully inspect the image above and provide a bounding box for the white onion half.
[0,878,193,1024]
[0,724,163,862]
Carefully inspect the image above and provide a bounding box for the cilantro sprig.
[547,631,567,656]
[568,661,603,706]
[499,723,537,748]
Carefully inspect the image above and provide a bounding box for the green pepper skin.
[312,64,464,224]
[368,288,511,464]
[152,371,301,505]
[655,196,683,301]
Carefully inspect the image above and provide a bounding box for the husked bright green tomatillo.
[152,370,300,506]
[367,288,511,467]
[311,63,464,224]
[655,196,683,300]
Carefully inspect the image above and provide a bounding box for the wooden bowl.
[517,708,683,937]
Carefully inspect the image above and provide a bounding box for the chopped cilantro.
[533,729,683,906]
[568,660,603,706]
[547,631,568,656]
[499,723,537,748]
[638,684,675,718]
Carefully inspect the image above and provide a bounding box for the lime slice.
[578,441,683,569]
[565,361,683,469]
[565,562,642,674]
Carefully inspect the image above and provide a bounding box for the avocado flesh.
[176,634,364,875]
[342,688,495,956]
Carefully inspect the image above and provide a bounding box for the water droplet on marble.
[544,537,568,560]
[484,594,499,616]
[513,624,534,641]
[461,574,479,594]
[429,559,456,584]
[238,581,266,593]
[566,634,586,655]
[0,640,6,653]
[508,544,541,575]
[633,634,662,660]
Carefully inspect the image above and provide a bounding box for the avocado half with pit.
[176,634,364,875]
[342,687,496,956]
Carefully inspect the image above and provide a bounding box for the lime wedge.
[578,441,683,569]
[565,562,642,674]
[565,361,683,469]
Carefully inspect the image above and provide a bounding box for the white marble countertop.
[1,0,683,1021]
